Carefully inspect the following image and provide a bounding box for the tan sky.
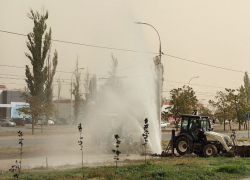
[1,0,250,105]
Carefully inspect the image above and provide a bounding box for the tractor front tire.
[203,144,217,157]
[176,136,191,155]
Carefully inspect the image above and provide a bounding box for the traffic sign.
[246,113,250,119]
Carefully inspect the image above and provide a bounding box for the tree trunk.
[224,119,226,131]
[32,115,34,135]
[239,119,241,130]
[229,120,232,130]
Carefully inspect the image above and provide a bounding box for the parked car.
[38,119,55,125]
[12,118,25,126]
[25,118,32,124]
[0,119,16,127]
[161,121,167,129]
[47,119,55,125]
[58,118,70,125]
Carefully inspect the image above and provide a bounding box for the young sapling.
[78,123,84,179]
[142,118,149,164]
[9,130,23,179]
[112,134,121,179]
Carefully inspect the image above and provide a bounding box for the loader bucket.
[233,145,250,157]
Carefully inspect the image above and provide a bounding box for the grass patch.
[1,157,250,179]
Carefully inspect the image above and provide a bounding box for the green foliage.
[168,86,198,124]
[18,93,44,125]
[244,72,250,104]
[142,118,149,147]
[3,157,250,180]
[209,87,250,130]
[9,131,23,179]
[112,134,121,179]
[23,8,58,134]
[198,106,213,118]
[216,164,247,174]
[77,123,84,179]
[72,72,81,123]
[101,54,122,92]
[226,88,250,124]
[142,118,149,169]
[44,47,58,123]
[209,91,232,124]
[89,75,97,102]
[72,60,82,124]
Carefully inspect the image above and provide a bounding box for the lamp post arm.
[188,76,199,84]
[135,22,161,57]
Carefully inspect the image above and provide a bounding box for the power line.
[0,77,25,80]
[1,29,248,74]
[163,54,246,73]
[0,64,110,78]
[0,29,156,55]
[163,80,225,89]
[0,73,25,78]
[163,89,217,95]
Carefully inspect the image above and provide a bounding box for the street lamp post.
[71,68,84,125]
[188,76,199,85]
[135,22,163,133]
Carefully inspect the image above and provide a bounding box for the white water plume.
[85,55,162,154]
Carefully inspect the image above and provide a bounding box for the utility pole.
[135,22,163,134]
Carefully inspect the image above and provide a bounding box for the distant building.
[0,90,29,119]
[0,85,6,89]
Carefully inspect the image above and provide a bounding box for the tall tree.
[23,9,57,134]
[167,86,198,127]
[209,91,232,131]
[72,60,82,124]
[198,106,213,118]
[56,77,62,122]
[84,69,90,102]
[226,87,250,130]
[105,54,121,90]
[89,75,97,103]
[44,44,58,124]
[244,72,250,104]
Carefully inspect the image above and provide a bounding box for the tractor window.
[200,120,209,131]
[181,117,188,132]
[189,118,199,132]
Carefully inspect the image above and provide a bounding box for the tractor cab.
[180,114,211,134]
[179,114,212,143]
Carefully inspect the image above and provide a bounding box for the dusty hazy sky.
[1,0,250,105]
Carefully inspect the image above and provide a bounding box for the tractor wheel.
[203,144,217,157]
[176,136,192,155]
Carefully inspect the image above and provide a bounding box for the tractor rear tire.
[176,136,192,155]
[203,144,217,157]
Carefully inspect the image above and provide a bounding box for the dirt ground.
[0,126,148,171]
[1,125,250,172]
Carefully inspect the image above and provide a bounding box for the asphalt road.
[1,126,250,148]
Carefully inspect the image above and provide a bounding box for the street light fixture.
[135,22,163,133]
[188,76,199,84]
[71,68,84,125]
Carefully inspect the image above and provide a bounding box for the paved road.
[1,126,250,148]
